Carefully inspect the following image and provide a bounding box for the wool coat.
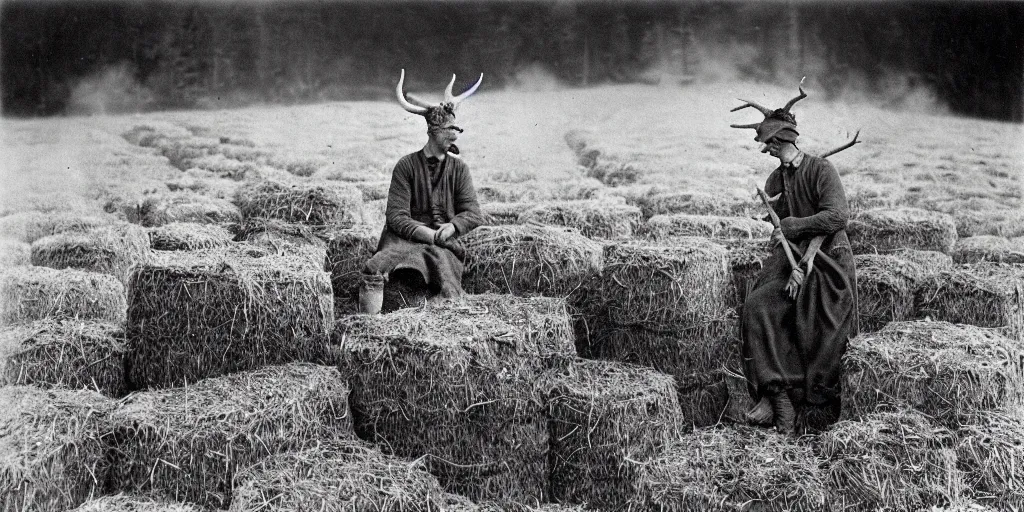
[741,153,859,405]
[364,150,484,295]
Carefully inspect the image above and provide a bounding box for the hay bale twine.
[517,200,642,240]
[235,178,362,228]
[847,207,958,254]
[722,238,773,308]
[461,225,603,297]
[0,385,113,512]
[125,245,333,389]
[817,410,962,512]
[915,263,1024,341]
[70,494,203,512]
[109,363,352,509]
[482,201,536,225]
[0,238,30,266]
[135,191,242,227]
[31,223,152,285]
[641,213,772,241]
[629,425,827,511]
[951,235,1024,264]
[325,227,380,303]
[0,318,126,396]
[148,222,233,251]
[229,440,449,512]
[0,210,114,243]
[602,239,730,331]
[956,409,1024,510]
[0,266,126,326]
[854,254,922,332]
[333,304,547,503]
[465,293,576,361]
[544,359,682,508]
[842,321,1024,429]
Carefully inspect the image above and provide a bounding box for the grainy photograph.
[1,0,1022,510]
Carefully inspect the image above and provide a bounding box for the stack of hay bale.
[591,238,735,426]
[333,302,550,503]
[0,266,127,327]
[107,363,352,509]
[125,244,333,389]
[836,320,1024,509]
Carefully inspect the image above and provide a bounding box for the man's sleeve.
[450,163,484,235]
[780,159,850,238]
[385,158,426,240]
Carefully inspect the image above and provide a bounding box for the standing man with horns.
[730,85,859,435]
[358,70,486,314]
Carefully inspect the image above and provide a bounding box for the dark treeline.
[2,1,1021,121]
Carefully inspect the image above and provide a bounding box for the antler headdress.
[396,69,483,128]
[730,84,807,143]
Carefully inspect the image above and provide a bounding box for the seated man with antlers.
[730,85,860,435]
[358,70,485,314]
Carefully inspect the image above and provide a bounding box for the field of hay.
[2,81,1023,511]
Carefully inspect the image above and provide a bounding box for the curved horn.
[820,129,861,158]
[781,87,807,114]
[731,99,773,117]
[404,92,435,109]
[396,69,428,115]
[730,123,762,129]
[445,73,484,105]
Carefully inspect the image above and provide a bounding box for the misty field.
[3,80,1024,511]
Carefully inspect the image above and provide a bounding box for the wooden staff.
[756,186,799,271]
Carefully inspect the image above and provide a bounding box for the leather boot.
[769,391,797,436]
[745,397,774,426]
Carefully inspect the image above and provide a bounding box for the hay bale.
[517,200,642,240]
[0,210,114,243]
[125,245,333,389]
[915,263,1024,341]
[0,385,113,512]
[891,248,954,273]
[333,303,547,502]
[818,410,962,511]
[0,266,126,326]
[0,238,30,266]
[0,318,126,396]
[444,493,588,512]
[629,425,827,511]
[325,227,380,302]
[229,440,448,512]
[70,494,204,512]
[955,208,1024,238]
[641,213,772,241]
[951,235,1024,264]
[148,222,233,251]
[956,410,1024,510]
[360,198,387,230]
[461,224,603,297]
[854,254,922,332]
[602,239,730,331]
[482,201,535,225]
[676,370,731,428]
[135,191,242,227]
[31,223,152,284]
[232,217,329,270]
[465,293,576,360]
[544,359,682,508]
[352,180,391,202]
[842,321,1024,428]
[627,190,727,219]
[722,238,773,308]
[109,363,351,508]
[848,207,958,254]
[235,178,362,228]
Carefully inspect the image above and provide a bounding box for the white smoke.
[67,62,155,116]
